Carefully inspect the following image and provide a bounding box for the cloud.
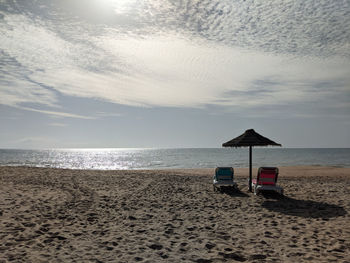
[0,51,58,107]
[48,122,67,127]
[141,0,350,58]
[94,111,122,118]
[18,106,94,119]
[28,35,350,112]
[0,0,349,118]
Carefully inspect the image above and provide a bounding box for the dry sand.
[0,166,349,262]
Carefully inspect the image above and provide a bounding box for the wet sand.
[0,166,349,262]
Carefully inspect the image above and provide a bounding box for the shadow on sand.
[261,192,346,219]
[219,187,249,198]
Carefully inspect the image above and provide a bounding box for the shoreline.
[1,165,349,178]
[0,166,349,262]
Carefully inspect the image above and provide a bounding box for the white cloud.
[28,34,350,110]
[141,0,350,58]
[0,0,349,118]
[94,111,122,118]
[18,106,94,119]
[0,14,72,70]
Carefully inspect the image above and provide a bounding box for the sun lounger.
[213,167,237,192]
[251,167,283,195]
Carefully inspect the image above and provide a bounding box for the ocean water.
[0,148,349,170]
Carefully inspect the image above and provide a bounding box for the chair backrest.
[257,167,279,186]
[215,167,234,181]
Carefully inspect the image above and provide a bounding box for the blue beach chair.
[213,167,237,192]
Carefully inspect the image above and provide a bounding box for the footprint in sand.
[148,244,163,250]
[218,252,246,262]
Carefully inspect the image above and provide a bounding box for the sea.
[0,148,349,170]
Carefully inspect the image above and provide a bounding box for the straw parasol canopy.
[222,129,281,192]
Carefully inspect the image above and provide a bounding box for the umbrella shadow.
[220,187,249,197]
[261,194,346,219]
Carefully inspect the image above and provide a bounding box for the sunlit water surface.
[0,148,349,170]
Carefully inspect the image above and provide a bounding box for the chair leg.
[255,188,259,195]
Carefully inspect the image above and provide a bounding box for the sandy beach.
[0,166,349,263]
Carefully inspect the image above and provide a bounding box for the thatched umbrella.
[222,129,281,192]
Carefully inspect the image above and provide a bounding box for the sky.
[0,0,349,148]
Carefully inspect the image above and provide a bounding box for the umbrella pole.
[249,146,252,192]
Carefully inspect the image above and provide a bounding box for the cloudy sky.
[0,0,349,148]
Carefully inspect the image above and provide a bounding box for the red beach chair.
[251,167,283,195]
